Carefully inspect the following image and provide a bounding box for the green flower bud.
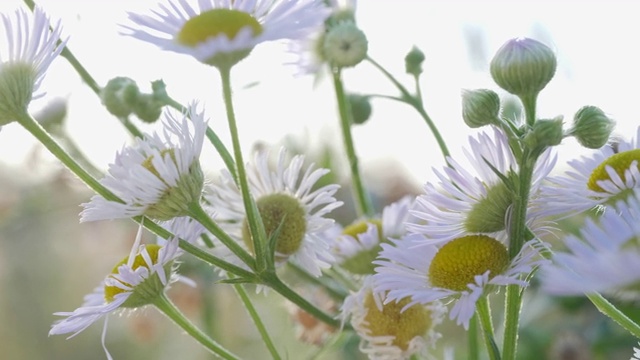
[101,77,140,117]
[461,89,501,128]
[405,46,425,77]
[34,98,67,135]
[569,105,615,149]
[490,37,557,97]
[132,94,164,123]
[524,116,564,150]
[323,22,368,68]
[347,94,372,125]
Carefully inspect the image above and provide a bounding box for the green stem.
[232,283,281,360]
[477,296,501,360]
[365,56,451,162]
[162,95,237,182]
[331,68,374,217]
[218,66,269,272]
[57,129,103,178]
[186,202,256,271]
[267,275,345,330]
[286,263,348,301]
[588,294,640,338]
[519,93,538,128]
[153,293,240,360]
[468,314,480,360]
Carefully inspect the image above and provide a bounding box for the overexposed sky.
[1,0,638,186]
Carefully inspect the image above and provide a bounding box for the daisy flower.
[80,102,206,222]
[124,0,331,69]
[408,127,556,245]
[341,276,444,360]
[206,148,342,277]
[332,197,413,275]
[157,215,206,245]
[49,226,181,358]
[535,126,640,218]
[373,233,544,329]
[540,192,640,298]
[632,343,640,360]
[0,7,66,125]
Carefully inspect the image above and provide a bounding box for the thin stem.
[331,68,374,217]
[57,129,103,178]
[186,202,256,271]
[153,293,240,360]
[365,56,451,162]
[162,95,237,183]
[286,263,349,301]
[468,314,480,360]
[476,296,501,360]
[588,293,640,338]
[218,66,269,272]
[519,93,538,128]
[232,283,282,360]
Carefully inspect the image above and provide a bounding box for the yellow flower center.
[363,291,432,351]
[465,180,513,233]
[339,219,383,275]
[429,235,509,291]
[142,149,176,182]
[176,9,263,47]
[242,193,307,257]
[587,149,640,193]
[104,244,161,303]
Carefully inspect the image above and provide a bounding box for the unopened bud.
[490,37,557,98]
[323,22,368,68]
[133,94,163,123]
[347,94,372,125]
[569,105,615,149]
[34,98,67,135]
[461,89,501,128]
[405,46,425,77]
[101,77,140,117]
[524,116,564,150]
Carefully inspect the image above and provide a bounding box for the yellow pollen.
[363,292,432,350]
[340,219,383,275]
[141,149,176,181]
[429,235,509,291]
[177,9,263,47]
[587,149,640,192]
[104,244,161,303]
[242,193,306,257]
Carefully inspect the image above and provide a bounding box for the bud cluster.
[100,77,164,123]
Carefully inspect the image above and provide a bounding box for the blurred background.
[1,0,639,359]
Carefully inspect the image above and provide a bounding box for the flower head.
[540,192,640,299]
[374,234,544,329]
[341,276,444,360]
[333,197,413,275]
[125,0,330,69]
[49,226,181,357]
[0,7,66,124]
[207,148,342,276]
[81,102,206,222]
[409,128,555,245]
[535,126,640,218]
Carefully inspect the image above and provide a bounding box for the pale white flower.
[540,192,640,299]
[0,7,66,123]
[341,276,444,360]
[207,148,342,277]
[535,126,640,218]
[408,128,556,245]
[632,342,640,360]
[81,103,206,222]
[374,233,544,329]
[124,0,330,67]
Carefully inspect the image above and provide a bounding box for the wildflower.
[49,226,181,358]
[632,342,640,360]
[540,192,640,299]
[333,197,413,275]
[0,7,66,125]
[535,126,640,217]
[408,128,556,245]
[125,0,330,69]
[206,148,342,277]
[341,276,444,360]
[374,234,544,329]
[80,103,206,222]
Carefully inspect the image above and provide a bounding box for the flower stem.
[218,66,269,272]
[587,293,640,338]
[232,283,282,360]
[365,56,451,163]
[468,314,480,360]
[331,68,374,218]
[153,293,240,360]
[476,296,501,360]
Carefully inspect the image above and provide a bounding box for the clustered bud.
[523,116,564,150]
[569,105,615,149]
[404,46,425,77]
[461,89,501,128]
[490,37,557,98]
[101,77,164,123]
[347,94,372,125]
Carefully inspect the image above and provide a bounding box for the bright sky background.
[1,0,639,188]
